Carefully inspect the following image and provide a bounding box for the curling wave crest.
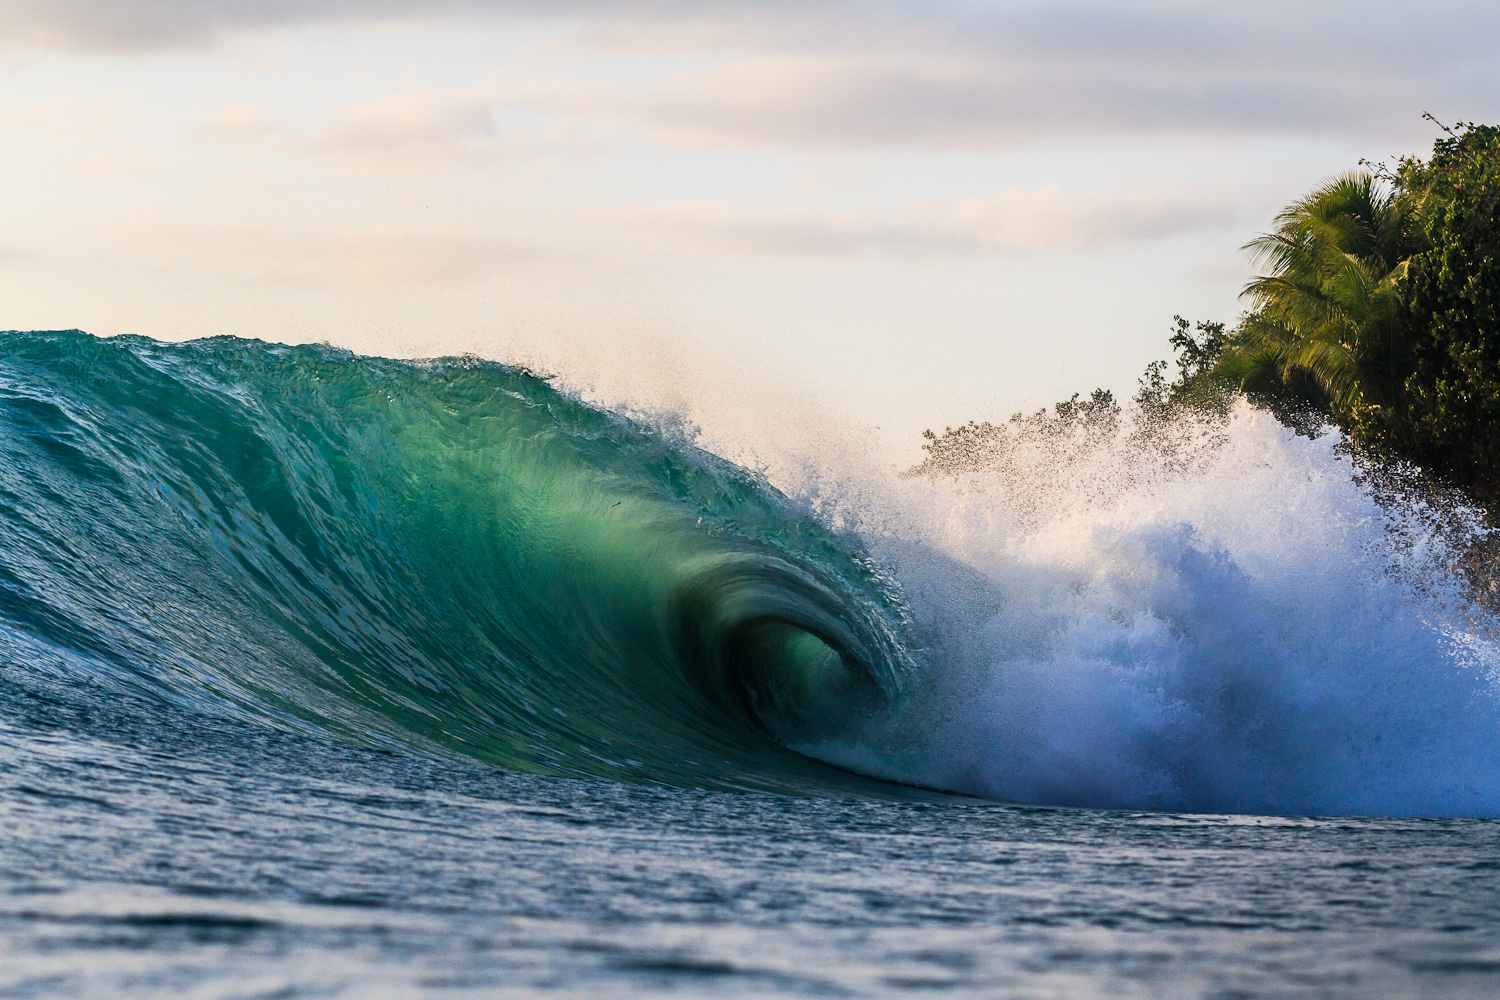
[3,330,1500,816]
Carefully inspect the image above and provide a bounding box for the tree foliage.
[1393,123,1500,509]
[1212,172,1421,429]
[1133,316,1230,424]
[914,389,1118,476]
[920,121,1500,519]
[1151,121,1500,513]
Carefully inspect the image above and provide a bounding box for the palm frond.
[1222,167,1420,422]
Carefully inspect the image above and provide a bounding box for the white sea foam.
[795,402,1500,817]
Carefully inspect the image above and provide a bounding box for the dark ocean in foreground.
[6,330,1500,997]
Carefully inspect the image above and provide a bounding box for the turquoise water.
[0,330,911,794]
[5,329,1500,997]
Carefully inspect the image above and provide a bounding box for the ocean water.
[4,330,1500,998]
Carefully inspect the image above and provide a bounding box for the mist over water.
[783,404,1500,817]
[476,339,1500,817]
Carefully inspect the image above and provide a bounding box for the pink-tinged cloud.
[5,2,1496,148]
[189,92,607,172]
[600,187,1240,258]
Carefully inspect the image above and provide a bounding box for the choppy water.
[8,682,1500,999]
[5,330,1500,997]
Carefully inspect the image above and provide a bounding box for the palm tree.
[1212,172,1424,429]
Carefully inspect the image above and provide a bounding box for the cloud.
[118,221,554,286]
[0,94,133,138]
[0,0,410,51]
[302,91,605,170]
[187,103,282,142]
[601,186,1239,258]
[188,91,606,172]
[517,11,1500,150]
[6,1,1499,150]
[309,92,504,163]
[0,0,758,52]
[111,187,1236,292]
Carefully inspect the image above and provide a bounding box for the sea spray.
[790,402,1500,816]
[5,330,1500,816]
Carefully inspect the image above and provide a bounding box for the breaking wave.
[4,330,1499,815]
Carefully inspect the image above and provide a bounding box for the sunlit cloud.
[602,187,1238,258]
[796,166,867,190]
[187,103,282,142]
[0,94,133,138]
[514,30,1494,150]
[4,0,1497,435]
[622,60,1294,146]
[117,220,559,287]
[304,91,606,171]
[9,1,1496,149]
[0,0,752,51]
[189,91,607,172]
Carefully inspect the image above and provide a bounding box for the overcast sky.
[3,1,1496,458]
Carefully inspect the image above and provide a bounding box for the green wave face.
[0,331,916,794]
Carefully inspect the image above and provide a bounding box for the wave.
[3,330,1500,815]
[0,330,912,795]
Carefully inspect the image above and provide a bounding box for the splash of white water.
[801,403,1500,817]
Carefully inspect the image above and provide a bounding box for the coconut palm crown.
[1211,172,1425,430]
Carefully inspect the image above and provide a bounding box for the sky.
[3,1,1498,460]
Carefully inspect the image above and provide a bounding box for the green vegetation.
[914,120,1500,599]
[1140,120,1500,514]
[920,120,1500,515]
[1397,124,1500,510]
[912,389,1118,477]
